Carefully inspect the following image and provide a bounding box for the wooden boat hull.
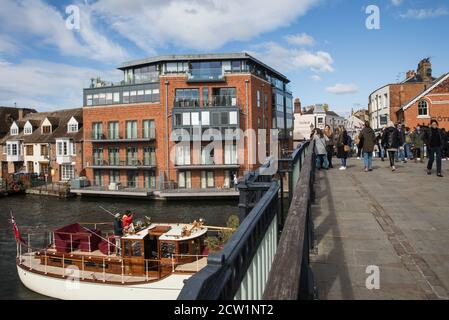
[17,264,191,300]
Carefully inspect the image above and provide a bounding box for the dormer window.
[68,123,78,133]
[24,122,33,135]
[11,128,18,135]
[42,125,51,134]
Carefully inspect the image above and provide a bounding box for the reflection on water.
[0,195,238,299]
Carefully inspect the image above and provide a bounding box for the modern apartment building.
[1,108,84,182]
[81,53,293,193]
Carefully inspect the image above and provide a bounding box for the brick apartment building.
[1,108,84,182]
[81,53,293,192]
[368,58,435,130]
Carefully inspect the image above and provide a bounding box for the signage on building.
[379,115,388,125]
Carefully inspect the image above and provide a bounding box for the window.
[143,147,156,166]
[41,144,49,157]
[175,89,200,107]
[201,111,210,126]
[108,121,119,139]
[224,144,238,164]
[201,146,215,165]
[202,88,209,107]
[93,148,104,165]
[123,91,130,103]
[113,92,120,103]
[108,148,120,166]
[142,120,155,139]
[126,120,137,139]
[182,113,191,126]
[26,145,33,156]
[86,95,93,106]
[257,90,261,107]
[201,171,214,188]
[109,170,120,184]
[418,100,428,116]
[127,171,137,188]
[174,114,182,126]
[317,117,324,124]
[231,60,241,72]
[57,141,68,156]
[93,170,103,186]
[68,123,78,133]
[61,165,74,181]
[126,147,138,165]
[175,144,191,165]
[42,126,51,134]
[178,171,191,189]
[229,111,238,125]
[92,122,103,140]
[24,126,33,135]
[191,112,200,126]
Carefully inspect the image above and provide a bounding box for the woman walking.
[313,128,329,170]
[335,126,350,170]
[381,121,400,171]
[358,121,376,172]
[324,125,334,168]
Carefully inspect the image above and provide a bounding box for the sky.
[0,0,448,117]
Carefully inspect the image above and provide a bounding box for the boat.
[15,219,209,300]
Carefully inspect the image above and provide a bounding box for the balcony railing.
[174,95,239,108]
[187,68,225,82]
[90,129,156,142]
[86,157,156,168]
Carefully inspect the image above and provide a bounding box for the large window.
[108,122,119,139]
[92,122,103,140]
[40,144,49,157]
[133,65,158,83]
[93,170,103,186]
[126,120,137,139]
[93,148,104,165]
[143,147,156,166]
[126,147,138,165]
[201,171,215,188]
[175,89,200,107]
[26,145,33,156]
[212,88,236,107]
[57,141,69,156]
[178,171,191,189]
[108,148,120,166]
[190,61,222,80]
[144,171,156,189]
[418,100,428,116]
[109,170,120,184]
[61,164,75,181]
[224,144,238,164]
[175,144,191,165]
[142,120,155,139]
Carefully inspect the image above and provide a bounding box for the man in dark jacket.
[424,120,444,177]
[359,121,376,172]
[382,121,400,171]
[113,213,123,255]
[396,123,407,163]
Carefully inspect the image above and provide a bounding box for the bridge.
[178,142,449,300]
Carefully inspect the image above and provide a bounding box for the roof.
[1,108,83,144]
[119,52,290,82]
[301,106,342,118]
[0,107,37,135]
[400,73,449,111]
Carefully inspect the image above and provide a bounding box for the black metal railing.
[178,142,314,300]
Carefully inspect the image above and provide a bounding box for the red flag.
[10,213,26,244]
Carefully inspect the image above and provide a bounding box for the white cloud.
[250,42,334,74]
[0,60,121,110]
[391,0,404,6]
[92,0,320,51]
[310,75,322,81]
[0,0,128,63]
[399,8,449,19]
[326,83,358,95]
[285,33,315,46]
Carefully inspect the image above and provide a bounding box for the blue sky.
[0,0,448,116]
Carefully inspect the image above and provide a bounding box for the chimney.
[417,58,432,82]
[294,98,302,114]
[406,70,416,80]
[18,108,24,120]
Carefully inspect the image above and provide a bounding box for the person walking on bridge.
[382,121,400,171]
[410,125,425,163]
[335,126,350,170]
[423,119,444,177]
[359,121,376,172]
[324,125,335,169]
[313,128,329,170]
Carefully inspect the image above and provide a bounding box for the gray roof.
[119,52,289,82]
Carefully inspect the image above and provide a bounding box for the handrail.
[263,141,316,300]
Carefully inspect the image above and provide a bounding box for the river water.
[0,194,238,299]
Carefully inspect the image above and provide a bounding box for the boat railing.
[16,236,208,284]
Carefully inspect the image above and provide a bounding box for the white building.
[345,115,365,140]
[294,104,345,140]
[368,85,391,130]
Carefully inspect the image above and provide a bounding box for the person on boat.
[113,213,123,255]
[122,211,135,233]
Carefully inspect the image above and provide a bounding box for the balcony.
[86,157,156,170]
[187,68,225,83]
[56,155,74,164]
[173,95,239,108]
[6,154,24,162]
[89,129,156,143]
[174,163,240,170]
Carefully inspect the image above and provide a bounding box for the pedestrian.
[375,129,385,161]
[324,125,334,168]
[423,119,444,177]
[233,174,239,190]
[382,121,400,171]
[313,128,329,170]
[335,126,350,170]
[355,134,362,160]
[404,127,412,161]
[442,128,449,161]
[396,123,407,163]
[113,213,123,255]
[410,125,425,163]
[359,121,376,172]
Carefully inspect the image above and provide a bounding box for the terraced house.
[0,108,84,182]
[79,53,293,197]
